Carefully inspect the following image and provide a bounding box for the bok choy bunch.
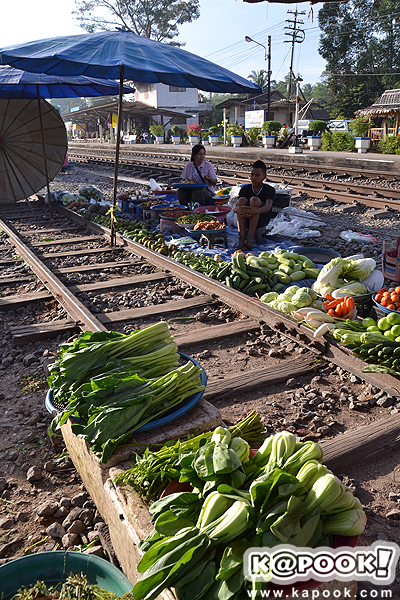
[134,430,366,599]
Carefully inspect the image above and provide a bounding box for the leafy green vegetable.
[331,282,367,298]
[113,412,264,498]
[341,257,376,282]
[133,431,367,599]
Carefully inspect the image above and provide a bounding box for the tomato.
[388,304,396,310]
[375,294,383,302]
[381,297,391,307]
[383,291,391,297]
[378,288,388,294]
[396,286,400,294]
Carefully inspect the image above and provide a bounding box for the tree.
[247,69,268,91]
[73,0,200,46]
[301,83,313,101]
[318,0,400,117]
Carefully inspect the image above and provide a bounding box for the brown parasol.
[0,98,67,204]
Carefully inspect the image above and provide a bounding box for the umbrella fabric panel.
[0,98,67,204]
[0,30,259,93]
[0,66,133,98]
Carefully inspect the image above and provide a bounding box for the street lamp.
[245,35,272,120]
[244,36,267,60]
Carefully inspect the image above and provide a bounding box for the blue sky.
[2,0,326,86]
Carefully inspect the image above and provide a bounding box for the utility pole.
[267,36,271,120]
[284,7,305,125]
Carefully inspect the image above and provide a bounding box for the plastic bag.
[228,185,241,200]
[335,306,357,320]
[226,209,237,227]
[340,230,377,242]
[265,206,325,239]
[149,178,162,192]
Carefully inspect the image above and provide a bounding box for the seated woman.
[233,160,275,250]
[177,144,218,207]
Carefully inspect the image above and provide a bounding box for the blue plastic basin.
[0,551,133,599]
[45,352,207,433]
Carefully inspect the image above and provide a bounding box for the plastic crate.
[353,292,375,318]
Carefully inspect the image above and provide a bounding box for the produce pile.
[193,220,226,231]
[130,429,366,600]
[160,210,191,219]
[48,322,205,463]
[322,295,356,319]
[374,286,400,311]
[332,313,400,375]
[114,412,265,499]
[176,214,217,224]
[11,573,133,600]
[311,256,381,298]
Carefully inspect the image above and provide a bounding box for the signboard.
[245,110,264,129]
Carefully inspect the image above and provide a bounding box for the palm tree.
[248,69,268,92]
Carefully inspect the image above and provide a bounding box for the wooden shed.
[356,89,400,138]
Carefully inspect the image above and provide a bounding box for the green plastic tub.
[0,551,133,598]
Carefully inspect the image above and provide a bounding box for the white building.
[134,82,211,129]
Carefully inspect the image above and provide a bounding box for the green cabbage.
[292,289,313,308]
[277,300,297,314]
[285,285,300,295]
[341,258,376,282]
[331,282,367,298]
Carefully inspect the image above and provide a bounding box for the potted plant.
[170,125,181,145]
[307,120,328,151]
[226,123,244,147]
[149,123,165,144]
[208,126,219,146]
[201,130,209,146]
[187,124,202,144]
[261,120,281,148]
[245,127,261,147]
[348,116,374,153]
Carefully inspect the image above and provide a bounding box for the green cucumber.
[232,266,250,280]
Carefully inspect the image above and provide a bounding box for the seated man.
[233,160,275,250]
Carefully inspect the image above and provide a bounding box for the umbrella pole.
[36,87,53,221]
[110,66,124,247]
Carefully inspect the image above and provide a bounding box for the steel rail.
[67,146,400,209]
[68,155,400,211]
[68,141,400,180]
[0,218,107,333]
[54,204,400,395]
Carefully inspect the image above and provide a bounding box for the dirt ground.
[0,166,400,598]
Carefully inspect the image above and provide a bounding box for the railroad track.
[1,198,400,472]
[67,142,400,212]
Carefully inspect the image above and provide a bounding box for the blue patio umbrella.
[0,30,260,93]
[0,65,134,98]
[0,65,133,212]
[0,30,260,242]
